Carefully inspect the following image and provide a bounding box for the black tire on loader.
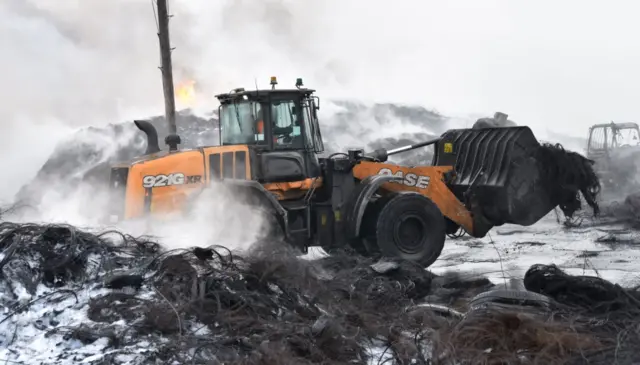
[362,192,446,268]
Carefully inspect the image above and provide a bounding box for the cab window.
[613,127,640,147]
[220,101,265,145]
[300,101,316,149]
[302,98,324,152]
[271,100,304,148]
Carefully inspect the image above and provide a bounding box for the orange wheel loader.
[108,4,599,268]
[107,78,600,268]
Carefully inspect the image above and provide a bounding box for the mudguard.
[344,174,402,240]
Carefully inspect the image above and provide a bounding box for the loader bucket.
[432,126,600,227]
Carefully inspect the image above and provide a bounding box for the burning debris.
[0,222,638,364]
[175,79,197,108]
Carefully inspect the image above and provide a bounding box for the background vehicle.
[586,121,640,196]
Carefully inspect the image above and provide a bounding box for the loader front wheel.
[373,192,446,268]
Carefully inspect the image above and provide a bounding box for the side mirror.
[313,96,320,110]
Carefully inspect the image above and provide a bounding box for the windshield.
[220,101,264,145]
[589,125,640,151]
[612,127,640,147]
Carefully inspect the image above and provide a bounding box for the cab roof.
[215,88,316,104]
[590,121,639,130]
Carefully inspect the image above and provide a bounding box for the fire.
[175,79,196,107]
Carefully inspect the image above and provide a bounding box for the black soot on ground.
[0,222,639,364]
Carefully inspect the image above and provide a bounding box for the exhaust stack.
[134,120,161,155]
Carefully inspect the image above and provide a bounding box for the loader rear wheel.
[367,192,446,268]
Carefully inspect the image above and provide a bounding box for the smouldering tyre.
[469,289,552,311]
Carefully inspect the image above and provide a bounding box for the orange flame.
[175,79,196,107]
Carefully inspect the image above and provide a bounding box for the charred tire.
[469,289,551,311]
[365,192,446,268]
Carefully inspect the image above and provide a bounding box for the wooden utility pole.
[156,0,180,150]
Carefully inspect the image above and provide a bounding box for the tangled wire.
[535,143,602,219]
[0,222,639,365]
[0,222,444,364]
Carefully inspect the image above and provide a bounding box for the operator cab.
[214,77,325,183]
[587,121,640,158]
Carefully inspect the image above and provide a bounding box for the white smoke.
[4,125,141,224]
[6,176,269,253]
[114,184,270,252]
